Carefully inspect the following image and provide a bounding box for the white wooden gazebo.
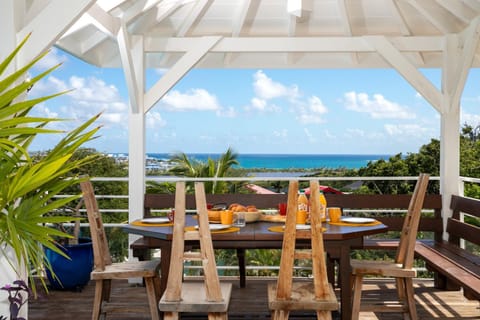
[3,0,480,228]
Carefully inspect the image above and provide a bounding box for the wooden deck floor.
[29,277,479,319]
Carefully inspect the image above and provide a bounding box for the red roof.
[304,186,343,195]
[245,184,278,194]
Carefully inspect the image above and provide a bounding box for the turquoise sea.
[147,153,391,170]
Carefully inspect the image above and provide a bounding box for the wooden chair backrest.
[163,181,223,302]
[395,173,430,268]
[80,178,112,271]
[276,179,330,300]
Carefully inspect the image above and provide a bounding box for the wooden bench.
[414,195,480,300]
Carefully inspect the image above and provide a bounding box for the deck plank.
[29,278,479,319]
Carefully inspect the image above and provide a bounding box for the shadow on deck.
[29,278,479,319]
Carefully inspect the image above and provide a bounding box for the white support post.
[128,111,145,251]
[439,35,462,240]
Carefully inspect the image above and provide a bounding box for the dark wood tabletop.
[123,215,387,320]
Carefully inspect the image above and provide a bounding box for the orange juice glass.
[296,210,308,224]
[328,207,342,223]
[220,210,233,225]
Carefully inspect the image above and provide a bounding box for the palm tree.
[168,147,239,194]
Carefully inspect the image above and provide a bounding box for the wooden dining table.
[123,215,388,320]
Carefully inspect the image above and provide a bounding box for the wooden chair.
[80,179,161,320]
[350,173,430,320]
[159,181,232,320]
[268,180,338,320]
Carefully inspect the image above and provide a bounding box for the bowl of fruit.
[228,204,261,223]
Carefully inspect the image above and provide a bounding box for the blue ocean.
[146,153,391,170]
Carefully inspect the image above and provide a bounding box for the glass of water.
[232,211,246,227]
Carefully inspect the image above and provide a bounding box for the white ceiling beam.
[80,33,109,55]
[337,0,358,65]
[117,23,144,114]
[450,16,480,110]
[123,0,163,24]
[177,0,209,36]
[225,0,253,65]
[18,0,96,63]
[436,0,472,23]
[463,0,480,12]
[155,0,189,22]
[406,0,457,34]
[95,0,125,13]
[365,35,442,112]
[391,0,425,65]
[144,36,445,53]
[144,36,222,113]
[87,3,121,36]
[287,0,313,18]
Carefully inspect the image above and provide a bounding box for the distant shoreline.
[108,153,391,171]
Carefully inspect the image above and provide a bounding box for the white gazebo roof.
[56,0,480,70]
[3,0,480,226]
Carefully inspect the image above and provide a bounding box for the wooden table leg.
[338,244,352,320]
[159,242,172,296]
[236,248,246,288]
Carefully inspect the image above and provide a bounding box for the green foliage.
[354,132,480,196]
[0,34,100,293]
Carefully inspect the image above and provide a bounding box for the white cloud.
[160,89,221,111]
[344,91,414,119]
[28,76,68,95]
[303,128,317,143]
[344,128,366,138]
[33,48,65,69]
[250,97,267,110]
[384,124,429,137]
[216,106,237,118]
[31,75,128,128]
[461,112,480,127]
[323,129,335,139]
[253,70,299,100]
[68,76,120,103]
[147,111,167,129]
[34,103,59,118]
[308,96,328,114]
[273,129,288,138]
[295,95,328,124]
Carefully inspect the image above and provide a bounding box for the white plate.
[282,224,311,230]
[295,224,311,230]
[140,217,170,224]
[195,224,231,230]
[341,217,375,224]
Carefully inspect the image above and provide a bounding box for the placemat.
[184,226,240,234]
[328,220,381,227]
[131,220,174,227]
[268,226,326,233]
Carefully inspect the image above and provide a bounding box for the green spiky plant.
[0,34,101,294]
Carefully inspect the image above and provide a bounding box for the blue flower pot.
[44,237,93,290]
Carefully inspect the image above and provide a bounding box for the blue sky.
[27,47,480,155]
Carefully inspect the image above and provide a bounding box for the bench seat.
[415,240,480,300]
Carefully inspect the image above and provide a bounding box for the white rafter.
[365,35,442,112]
[18,0,96,62]
[145,36,222,113]
[406,0,458,34]
[177,0,209,36]
[224,0,253,65]
[437,0,472,23]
